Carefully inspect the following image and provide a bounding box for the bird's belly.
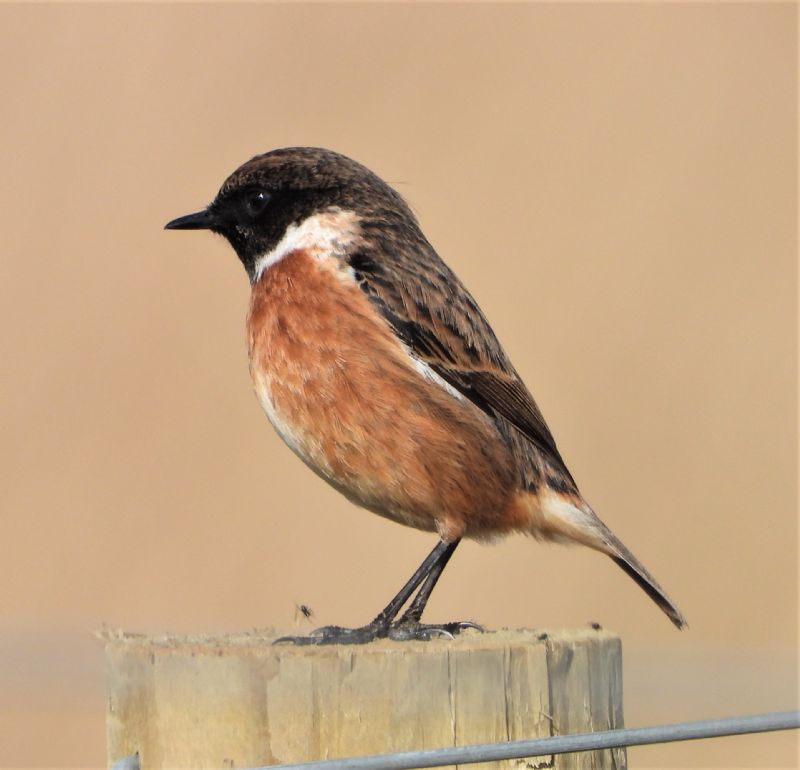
[246,248,519,538]
[251,368,435,531]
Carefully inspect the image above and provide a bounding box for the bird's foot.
[273,622,389,646]
[273,618,484,646]
[387,618,484,641]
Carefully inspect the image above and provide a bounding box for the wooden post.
[104,628,625,770]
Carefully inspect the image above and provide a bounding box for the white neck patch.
[252,208,363,283]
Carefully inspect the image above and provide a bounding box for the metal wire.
[250,711,799,770]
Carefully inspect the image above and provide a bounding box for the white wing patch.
[408,354,464,402]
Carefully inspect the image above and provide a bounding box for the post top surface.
[100,626,619,656]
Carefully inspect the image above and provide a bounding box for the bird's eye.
[244,189,270,219]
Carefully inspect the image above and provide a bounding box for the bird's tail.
[602,527,688,630]
[525,491,687,629]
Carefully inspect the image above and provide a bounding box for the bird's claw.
[387,621,453,641]
[273,623,389,646]
[273,619,484,645]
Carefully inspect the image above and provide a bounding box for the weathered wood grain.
[104,628,624,770]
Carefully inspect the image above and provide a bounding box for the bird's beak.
[164,209,216,231]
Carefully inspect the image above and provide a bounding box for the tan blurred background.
[0,3,796,768]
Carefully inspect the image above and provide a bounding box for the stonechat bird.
[166,147,686,643]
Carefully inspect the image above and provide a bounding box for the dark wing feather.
[348,239,574,482]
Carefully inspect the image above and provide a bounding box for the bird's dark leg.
[396,538,459,623]
[275,539,467,645]
[388,538,482,640]
[373,539,457,627]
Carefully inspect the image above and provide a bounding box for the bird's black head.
[165,147,417,281]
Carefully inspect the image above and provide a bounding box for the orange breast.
[246,249,522,540]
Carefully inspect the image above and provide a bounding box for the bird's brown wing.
[348,244,574,482]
